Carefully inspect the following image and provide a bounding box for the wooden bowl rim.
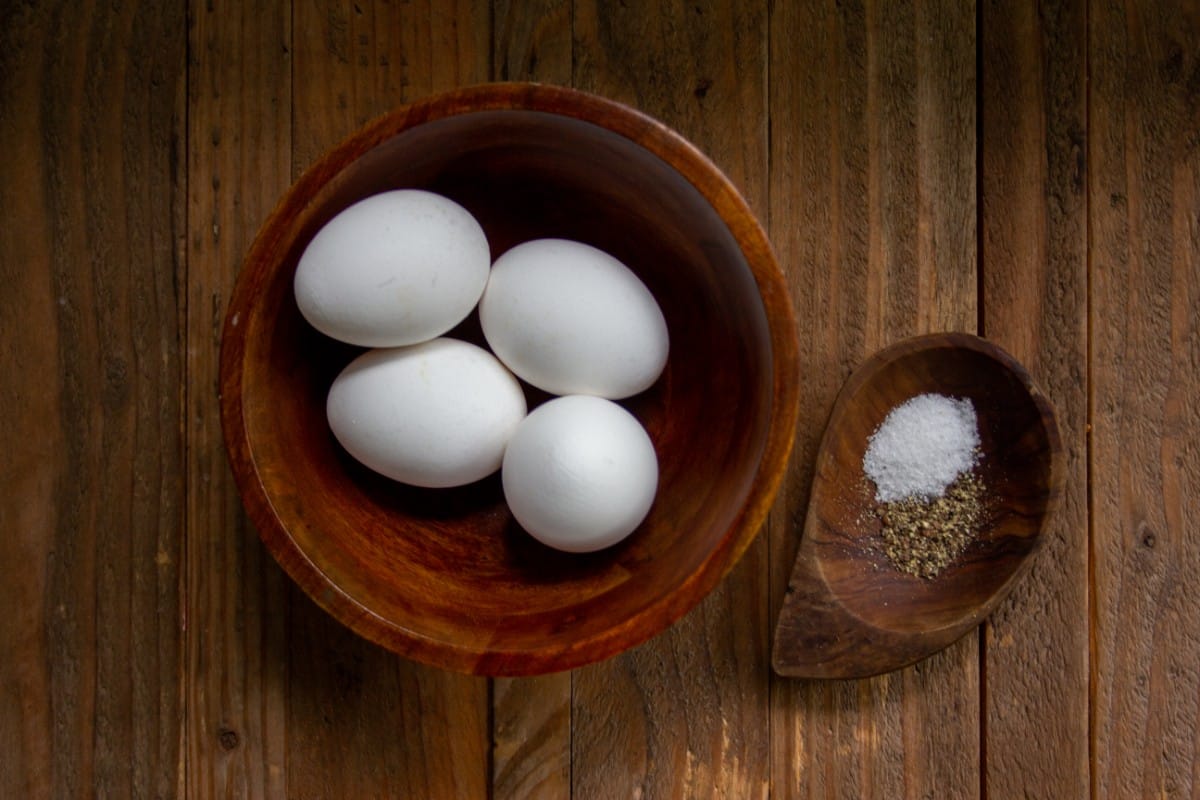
[219,82,801,675]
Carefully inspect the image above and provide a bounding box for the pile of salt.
[863,393,979,502]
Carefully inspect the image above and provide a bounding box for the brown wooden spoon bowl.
[220,83,800,676]
[773,333,1063,679]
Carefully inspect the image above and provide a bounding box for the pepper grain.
[875,470,983,579]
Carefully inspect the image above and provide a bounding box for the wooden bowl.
[220,83,800,676]
[773,333,1063,679]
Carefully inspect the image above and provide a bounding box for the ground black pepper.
[875,470,983,579]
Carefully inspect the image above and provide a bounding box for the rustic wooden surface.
[767,1,981,797]
[1,0,1197,797]
[979,0,1090,796]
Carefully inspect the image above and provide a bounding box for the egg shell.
[295,190,490,347]
[479,239,669,399]
[327,338,526,488]
[502,395,659,553]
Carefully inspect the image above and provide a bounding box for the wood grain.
[493,676,571,800]
[290,0,493,174]
[185,1,291,797]
[0,2,186,797]
[490,4,572,798]
[979,0,1090,795]
[494,0,572,86]
[768,0,979,796]
[0,10,63,795]
[570,1,771,797]
[1090,1,1200,796]
[284,2,491,797]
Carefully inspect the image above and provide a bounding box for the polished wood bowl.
[773,333,1063,678]
[221,83,800,676]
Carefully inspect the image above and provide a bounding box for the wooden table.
[2,1,1197,797]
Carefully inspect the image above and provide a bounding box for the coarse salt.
[863,393,979,503]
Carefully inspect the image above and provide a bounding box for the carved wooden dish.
[220,83,800,676]
[773,333,1063,679]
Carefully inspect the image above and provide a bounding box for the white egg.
[327,338,526,488]
[479,239,669,399]
[295,190,490,347]
[502,395,658,553]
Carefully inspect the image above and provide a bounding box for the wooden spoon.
[772,333,1064,679]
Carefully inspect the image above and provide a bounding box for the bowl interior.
[235,105,777,672]
[813,340,1057,633]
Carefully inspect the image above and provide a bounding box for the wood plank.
[290,0,493,173]
[0,13,58,794]
[569,2,771,797]
[767,0,979,796]
[978,0,1090,796]
[490,3,573,799]
[0,2,186,797]
[285,2,492,797]
[494,0,572,85]
[493,675,571,800]
[185,1,292,797]
[1090,1,1200,796]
